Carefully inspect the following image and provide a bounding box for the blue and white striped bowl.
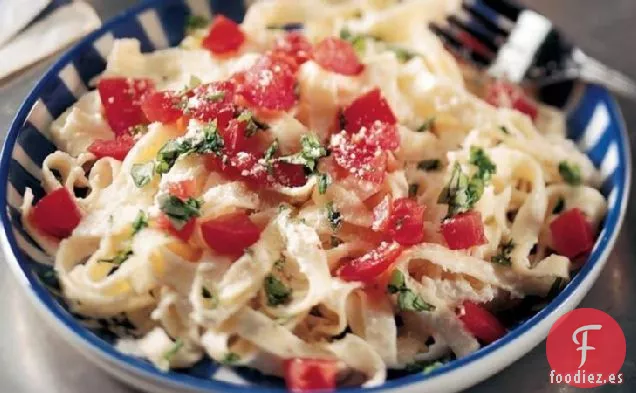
[0,1,630,392]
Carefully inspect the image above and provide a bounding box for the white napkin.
[0,0,51,47]
[0,2,101,80]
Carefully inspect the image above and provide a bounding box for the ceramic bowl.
[0,0,630,392]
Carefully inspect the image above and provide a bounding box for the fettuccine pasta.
[21,0,607,390]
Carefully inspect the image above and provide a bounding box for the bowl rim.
[0,0,632,392]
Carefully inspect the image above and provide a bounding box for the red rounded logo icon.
[546,308,626,388]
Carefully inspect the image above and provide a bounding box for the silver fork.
[429,0,636,101]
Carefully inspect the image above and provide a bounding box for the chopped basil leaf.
[437,162,472,217]
[405,359,444,374]
[100,248,133,266]
[397,289,435,312]
[387,270,406,294]
[408,183,419,198]
[339,28,368,55]
[416,117,435,132]
[558,161,581,186]
[318,172,331,195]
[263,139,279,173]
[469,146,497,181]
[438,147,496,218]
[158,194,202,230]
[499,125,510,134]
[279,134,327,173]
[155,140,186,174]
[264,139,279,162]
[132,210,148,235]
[186,15,208,32]
[326,201,342,230]
[237,110,268,137]
[552,197,566,214]
[163,338,184,361]
[193,121,224,154]
[491,239,515,266]
[387,270,435,312]
[187,75,202,90]
[264,275,292,306]
[221,352,241,365]
[417,159,441,171]
[131,162,155,188]
[155,122,224,174]
[330,236,343,248]
[388,45,417,63]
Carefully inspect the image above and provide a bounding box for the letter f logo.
[572,324,602,368]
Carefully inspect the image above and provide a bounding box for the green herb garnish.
[186,15,208,32]
[279,134,328,173]
[237,110,269,137]
[469,146,497,181]
[221,352,241,365]
[264,275,292,306]
[326,201,342,230]
[155,140,188,174]
[163,338,184,361]
[388,45,417,63]
[438,147,497,218]
[558,161,581,186]
[155,122,224,174]
[131,162,155,188]
[318,172,331,195]
[158,194,202,230]
[100,248,133,266]
[132,210,148,235]
[491,239,515,266]
[499,125,510,135]
[417,159,441,171]
[387,270,435,312]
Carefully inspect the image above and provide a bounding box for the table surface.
[0,1,635,392]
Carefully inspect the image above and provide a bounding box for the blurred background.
[0,0,634,392]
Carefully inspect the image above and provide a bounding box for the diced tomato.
[272,162,307,188]
[330,130,388,184]
[29,188,81,238]
[204,153,269,187]
[236,54,297,111]
[441,211,486,250]
[386,198,425,246]
[200,212,261,256]
[97,77,154,135]
[284,358,338,393]
[87,135,136,161]
[550,208,595,259]
[167,180,197,200]
[337,242,403,283]
[272,32,313,68]
[187,81,237,129]
[458,301,507,344]
[342,89,397,133]
[156,214,197,242]
[202,15,245,55]
[141,90,183,124]
[220,118,260,155]
[313,37,364,76]
[484,80,538,122]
